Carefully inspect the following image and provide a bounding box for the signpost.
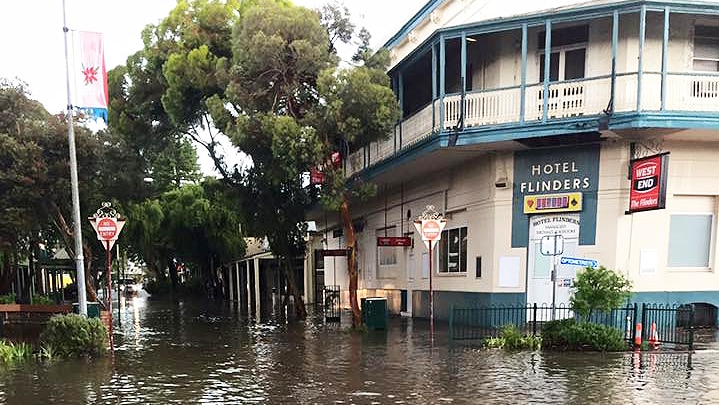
[540,234,564,320]
[413,205,447,343]
[89,202,125,351]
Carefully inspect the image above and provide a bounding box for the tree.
[570,266,632,322]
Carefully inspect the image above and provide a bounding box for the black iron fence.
[449,303,698,349]
[323,285,341,323]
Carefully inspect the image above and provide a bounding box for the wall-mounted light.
[466,36,477,43]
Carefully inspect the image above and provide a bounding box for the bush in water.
[40,314,107,358]
[541,318,627,352]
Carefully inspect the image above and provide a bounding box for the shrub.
[542,318,627,351]
[571,266,632,322]
[0,340,33,365]
[31,294,55,305]
[0,293,16,304]
[483,325,542,351]
[39,314,107,358]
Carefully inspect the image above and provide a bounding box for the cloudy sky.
[0,0,427,114]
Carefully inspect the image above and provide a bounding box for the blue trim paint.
[432,42,437,132]
[611,11,619,109]
[631,291,719,309]
[543,20,552,123]
[461,32,467,131]
[661,7,670,110]
[439,35,446,131]
[412,290,526,321]
[520,23,528,124]
[637,5,646,111]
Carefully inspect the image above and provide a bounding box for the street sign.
[96,218,117,240]
[377,237,412,247]
[420,219,446,241]
[560,256,599,268]
[318,249,349,257]
[540,234,564,256]
[89,216,126,251]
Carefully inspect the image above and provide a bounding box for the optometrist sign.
[629,153,669,213]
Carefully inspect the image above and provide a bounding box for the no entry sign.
[96,218,118,240]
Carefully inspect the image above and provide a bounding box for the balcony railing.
[345,71,719,177]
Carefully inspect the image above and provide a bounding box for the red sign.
[96,218,118,240]
[310,168,324,184]
[421,220,442,241]
[629,153,669,212]
[331,152,342,168]
[318,249,348,257]
[377,237,412,247]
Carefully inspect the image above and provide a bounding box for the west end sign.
[512,144,600,247]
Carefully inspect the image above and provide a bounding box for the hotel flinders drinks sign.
[628,153,669,213]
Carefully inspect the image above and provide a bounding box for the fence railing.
[323,285,341,323]
[449,303,697,349]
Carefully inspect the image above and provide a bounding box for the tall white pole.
[62,0,88,316]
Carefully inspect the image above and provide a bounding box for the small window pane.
[564,49,586,80]
[693,59,719,72]
[439,230,448,272]
[695,38,719,60]
[668,215,713,267]
[460,227,468,273]
[539,52,560,82]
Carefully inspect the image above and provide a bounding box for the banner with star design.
[74,30,108,122]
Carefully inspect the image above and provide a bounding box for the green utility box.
[73,302,101,318]
[362,297,388,330]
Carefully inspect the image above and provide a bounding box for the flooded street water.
[1,295,718,404]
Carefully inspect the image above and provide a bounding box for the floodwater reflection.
[0,296,717,404]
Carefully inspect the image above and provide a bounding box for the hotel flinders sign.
[512,145,600,247]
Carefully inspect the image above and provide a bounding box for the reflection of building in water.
[303,0,719,322]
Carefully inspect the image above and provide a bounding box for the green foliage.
[0,340,33,365]
[31,294,55,305]
[0,293,15,304]
[40,314,107,358]
[144,279,172,296]
[483,325,542,351]
[542,319,627,352]
[571,266,632,322]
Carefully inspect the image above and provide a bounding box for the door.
[527,214,580,321]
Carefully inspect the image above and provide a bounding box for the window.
[538,25,588,82]
[693,25,719,72]
[377,228,397,266]
[668,214,714,268]
[439,227,467,273]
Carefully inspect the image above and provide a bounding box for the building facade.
[310,0,719,321]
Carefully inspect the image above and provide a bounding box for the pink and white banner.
[74,30,108,122]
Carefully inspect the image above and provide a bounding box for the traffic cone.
[634,322,643,348]
[649,322,661,349]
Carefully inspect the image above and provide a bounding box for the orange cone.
[634,322,643,347]
[649,322,660,349]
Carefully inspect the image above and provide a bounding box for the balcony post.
[661,6,670,111]
[637,5,646,112]
[611,10,618,111]
[398,72,404,149]
[461,31,467,130]
[543,20,552,123]
[440,34,446,131]
[520,23,528,124]
[432,43,437,132]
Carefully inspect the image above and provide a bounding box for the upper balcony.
[346,1,719,178]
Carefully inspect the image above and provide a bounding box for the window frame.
[692,25,719,73]
[376,227,398,268]
[667,211,715,270]
[438,226,468,274]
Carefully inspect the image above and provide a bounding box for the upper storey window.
[693,25,719,72]
[538,25,589,82]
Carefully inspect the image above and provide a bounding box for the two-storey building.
[310,0,719,321]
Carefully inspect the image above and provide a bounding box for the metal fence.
[323,285,341,323]
[449,303,697,349]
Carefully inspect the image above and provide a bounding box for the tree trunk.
[284,257,307,319]
[83,244,98,302]
[341,199,361,327]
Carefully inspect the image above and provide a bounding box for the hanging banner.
[629,153,669,213]
[376,236,412,247]
[74,30,108,122]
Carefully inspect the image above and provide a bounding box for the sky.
[0,0,427,174]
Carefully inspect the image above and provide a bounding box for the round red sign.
[422,220,441,241]
[97,218,118,240]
